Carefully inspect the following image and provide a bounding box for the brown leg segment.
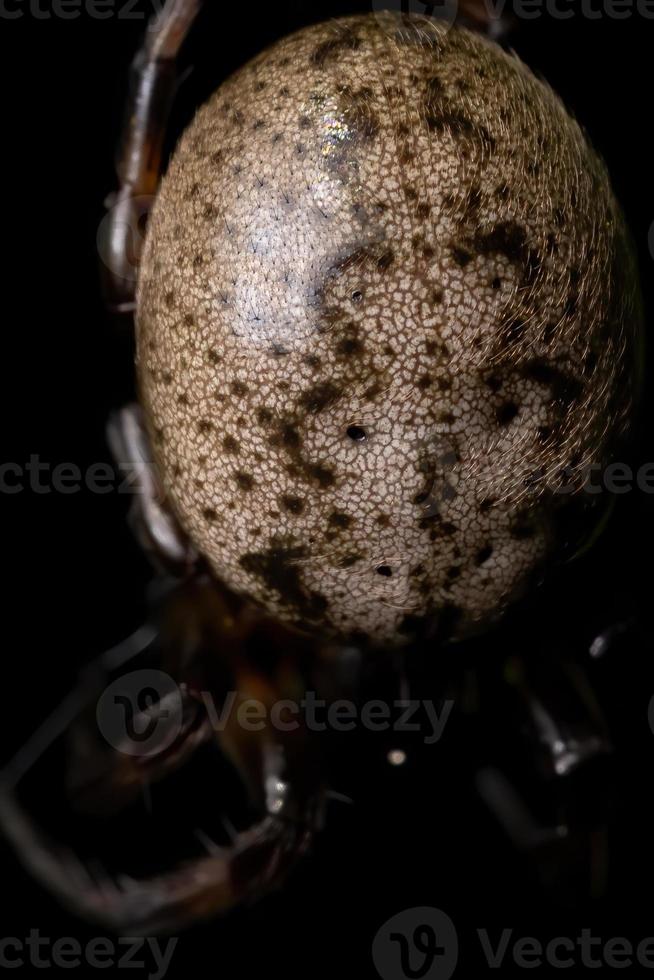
[99,0,204,315]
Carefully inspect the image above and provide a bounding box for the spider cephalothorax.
[137,11,640,647]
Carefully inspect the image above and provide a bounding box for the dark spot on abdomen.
[234,470,255,492]
[451,244,473,267]
[329,510,352,529]
[339,553,361,568]
[240,539,328,622]
[303,462,335,488]
[522,359,584,407]
[476,545,493,565]
[223,435,240,454]
[377,249,395,271]
[310,29,361,67]
[281,495,305,515]
[298,381,341,414]
[335,323,363,358]
[496,401,519,425]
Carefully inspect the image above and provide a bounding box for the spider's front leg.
[99,0,204,315]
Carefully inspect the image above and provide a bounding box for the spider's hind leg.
[99,0,204,316]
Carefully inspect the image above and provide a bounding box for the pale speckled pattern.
[136,12,639,646]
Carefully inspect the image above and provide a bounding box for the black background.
[2,1,654,976]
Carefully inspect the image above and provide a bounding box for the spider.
[0,0,642,936]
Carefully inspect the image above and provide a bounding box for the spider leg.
[0,787,312,935]
[0,579,327,934]
[474,652,613,904]
[107,403,198,572]
[99,0,204,315]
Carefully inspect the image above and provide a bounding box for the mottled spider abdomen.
[137,12,640,646]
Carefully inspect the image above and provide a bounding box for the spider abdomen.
[137,12,639,645]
